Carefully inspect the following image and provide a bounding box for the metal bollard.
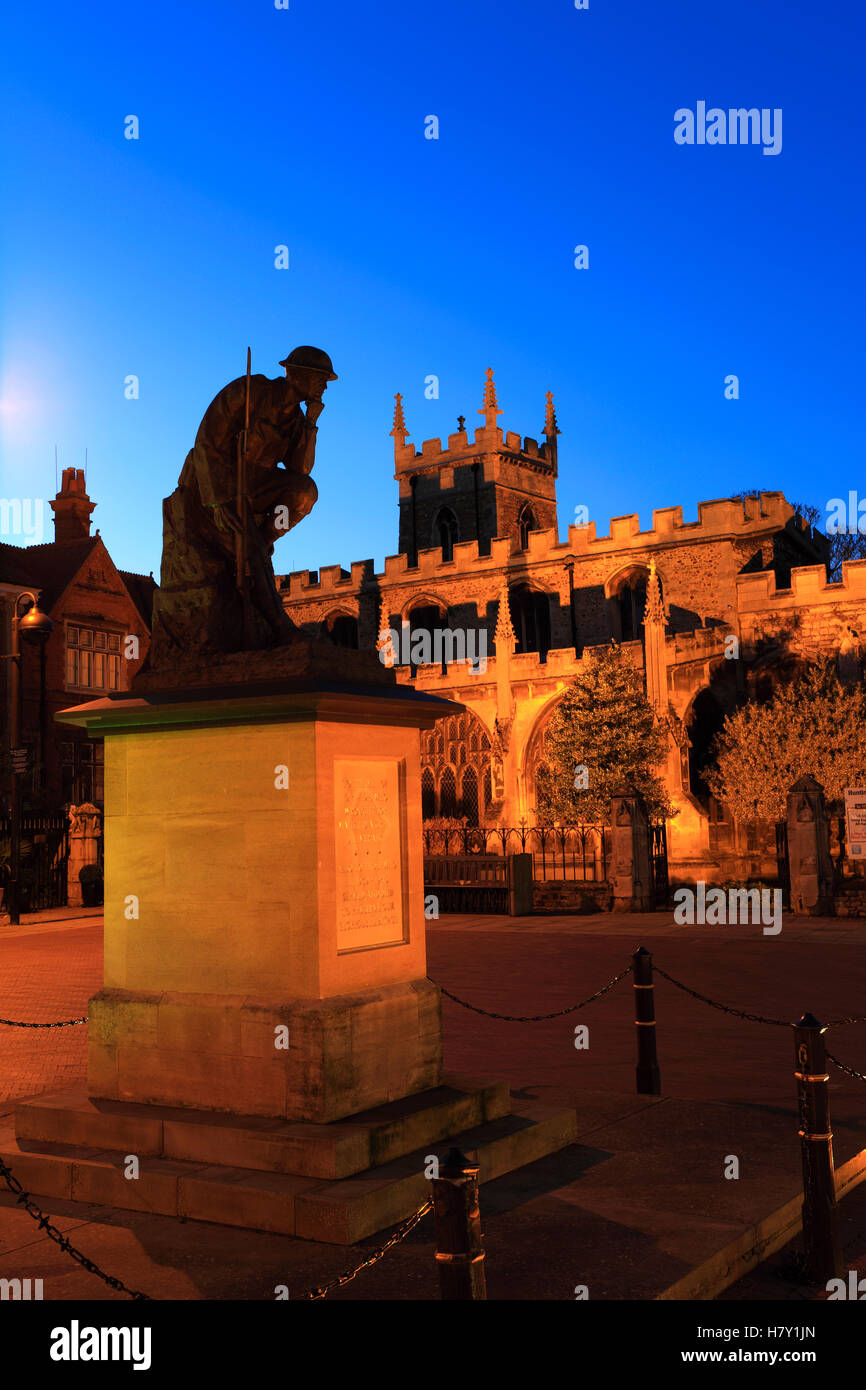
[632,946,661,1095]
[431,1147,487,1300]
[794,1013,842,1282]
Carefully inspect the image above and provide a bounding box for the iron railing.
[0,812,70,912]
[422,825,610,882]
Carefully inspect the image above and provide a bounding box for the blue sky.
[1,0,863,578]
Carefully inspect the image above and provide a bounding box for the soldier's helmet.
[279,346,338,381]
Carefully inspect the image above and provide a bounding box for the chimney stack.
[50,468,95,542]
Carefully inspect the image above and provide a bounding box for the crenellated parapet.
[393,367,558,483]
[736,559,866,611]
[386,640,637,694]
[281,557,375,600]
[279,492,805,603]
[568,492,795,554]
[394,425,556,485]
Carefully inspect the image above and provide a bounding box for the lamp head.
[16,593,54,645]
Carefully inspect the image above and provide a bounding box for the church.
[279,370,866,883]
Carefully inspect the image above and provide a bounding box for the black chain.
[0,1155,151,1299]
[297,1200,432,1299]
[652,965,792,1028]
[433,966,630,1022]
[654,965,866,1032]
[0,1015,87,1028]
[826,1050,866,1083]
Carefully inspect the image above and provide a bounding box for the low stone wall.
[834,884,866,919]
[532,880,612,914]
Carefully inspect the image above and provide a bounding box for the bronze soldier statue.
[147,346,337,667]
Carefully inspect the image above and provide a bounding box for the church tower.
[393,370,559,564]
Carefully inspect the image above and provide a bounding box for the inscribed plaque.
[334,759,407,950]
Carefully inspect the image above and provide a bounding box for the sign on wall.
[844,788,866,859]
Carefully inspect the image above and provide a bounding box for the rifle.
[235,347,252,644]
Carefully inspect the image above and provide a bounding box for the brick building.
[279,369,866,882]
[1,470,155,810]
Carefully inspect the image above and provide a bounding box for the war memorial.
[4,349,575,1245]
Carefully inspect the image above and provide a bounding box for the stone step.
[14,1075,511,1181]
[0,1102,577,1245]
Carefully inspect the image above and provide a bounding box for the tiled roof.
[0,539,157,628]
[118,570,157,626]
[0,538,99,610]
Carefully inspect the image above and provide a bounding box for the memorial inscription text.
[334,759,407,950]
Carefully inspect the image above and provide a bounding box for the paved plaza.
[1,909,865,1300]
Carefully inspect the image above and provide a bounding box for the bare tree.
[731,489,866,582]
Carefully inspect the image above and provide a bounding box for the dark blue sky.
[1,0,863,577]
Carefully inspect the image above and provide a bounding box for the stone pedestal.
[787,775,835,917]
[62,683,452,1123]
[3,675,577,1243]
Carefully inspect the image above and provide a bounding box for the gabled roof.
[0,538,157,629]
[118,570,157,626]
[0,538,100,611]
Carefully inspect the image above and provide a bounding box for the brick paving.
[1,908,865,1300]
[2,908,866,1125]
[426,912,866,1117]
[0,918,102,1104]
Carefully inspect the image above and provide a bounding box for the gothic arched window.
[440,766,457,818]
[608,568,657,643]
[326,613,359,649]
[618,577,648,642]
[482,765,492,810]
[435,508,459,562]
[408,604,442,671]
[420,710,494,825]
[460,767,479,826]
[421,767,436,819]
[510,584,551,661]
[518,504,537,551]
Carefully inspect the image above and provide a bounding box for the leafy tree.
[534,642,673,824]
[704,661,866,823]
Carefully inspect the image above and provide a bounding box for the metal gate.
[775,820,791,907]
[0,812,70,912]
[423,855,510,914]
[649,821,669,909]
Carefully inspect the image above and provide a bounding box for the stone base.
[88,980,443,1124]
[4,1077,578,1245]
[132,633,394,694]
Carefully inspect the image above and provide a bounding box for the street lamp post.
[4,591,54,924]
